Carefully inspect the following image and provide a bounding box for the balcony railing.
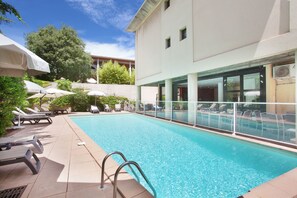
[134,101,297,146]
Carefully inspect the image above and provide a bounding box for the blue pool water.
[70,114,297,198]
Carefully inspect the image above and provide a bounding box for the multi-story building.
[127,0,297,112]
[91,55,135,76]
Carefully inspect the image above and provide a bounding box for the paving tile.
[21,183,33,198]
[249,182,291,198]
[131,190,154,198]
[268,174,297,197]
[66,184,122,198]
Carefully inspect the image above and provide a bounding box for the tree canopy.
[0,77,26,135]
[0,0,22,25]
[99,61,135,85]
[26,25,92,82]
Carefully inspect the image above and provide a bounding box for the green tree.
[56,78,72,91]
[26,25,92,82]
[99,61,130,84]
[130,68,135,85]
[0,77,26,135]
[0,0,22,26]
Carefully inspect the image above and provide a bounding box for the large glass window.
[226,76,240,91]
[243,73,260,102]
[244,73,260,90]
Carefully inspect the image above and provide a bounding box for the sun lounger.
[16,107,45,117]
[104,104,111,112]
[0,146,41,175]
[12,110,52,125]
[90,105,100,113]
[26,107,52,116]
[0,135,44,154]
[115,104,121,112]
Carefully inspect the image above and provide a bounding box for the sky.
[1,0,144,59]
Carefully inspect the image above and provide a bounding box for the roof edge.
[126,0,162,32]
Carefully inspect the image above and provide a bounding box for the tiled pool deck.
[0,112,296,198]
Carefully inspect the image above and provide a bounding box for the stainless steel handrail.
[113,161,157,198]
[100,151,139,189]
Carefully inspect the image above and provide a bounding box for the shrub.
[0,77,26,136]
[49,96,71,111]
[99,95,129,109]
[68,88,90,112]
[55,78,72,91]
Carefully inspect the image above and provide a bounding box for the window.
[165,38,171,49]
[180,28,187,41]
[164,0,170,10]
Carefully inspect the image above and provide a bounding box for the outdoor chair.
[0,135,44,154]
[12,110,52,125]
[104,104,111,112]
[26,107,52,116]
[0,146,41,175]
[260,112,280,140]
[90,105,100,113]
[115,104,121,112]
[281,114,296,141]
[153,104,162,111]
[197,104,204,110]
[16,107,45,117]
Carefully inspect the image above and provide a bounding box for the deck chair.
[104,104,111,112]
[281,114,296,141]
[0,146,41,175]
[90,105,100,113]
[16,107,45,116]
[115,104,121,112]
[12,110,52,125]
[260,112,280,140]
[26,107,52,116]
[0,135,44,154]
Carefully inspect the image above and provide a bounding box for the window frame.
[180,27,187,41]
[165,37,171,49]
[164,0,170,10]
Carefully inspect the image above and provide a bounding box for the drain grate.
[0,185,27,198]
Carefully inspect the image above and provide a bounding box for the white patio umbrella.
[0,33,50,77]
[87,90,106,105]
[28,88,75,99]
[28,88,75,107]
[86,78,97,84]
[24,80,45,93]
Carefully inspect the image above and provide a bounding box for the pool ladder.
[100,151,157,198]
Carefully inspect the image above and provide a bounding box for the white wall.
[135,0,297,86]
[50,82,158,102]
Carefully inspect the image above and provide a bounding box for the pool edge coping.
[63,114,153,198]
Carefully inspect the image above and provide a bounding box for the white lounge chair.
[90,105,100,113]
[12,110,52,125]
[104,104,111,112]
[26,107,52,116]
[115,104,121,112]
[0,135,44,154]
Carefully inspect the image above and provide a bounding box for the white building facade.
[128,0,297,113]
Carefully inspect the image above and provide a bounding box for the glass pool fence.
[133,101,297,146]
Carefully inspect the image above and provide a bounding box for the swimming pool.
[70,114,297,198]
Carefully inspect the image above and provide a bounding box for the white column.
[295,51,297,143]
[129,62,132,77]
[96,59,100,84]
[290,0,297,32]
[188,73,198,125]
[136,86,141,111]
[218,82,223,102]
[165,79,172,119]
